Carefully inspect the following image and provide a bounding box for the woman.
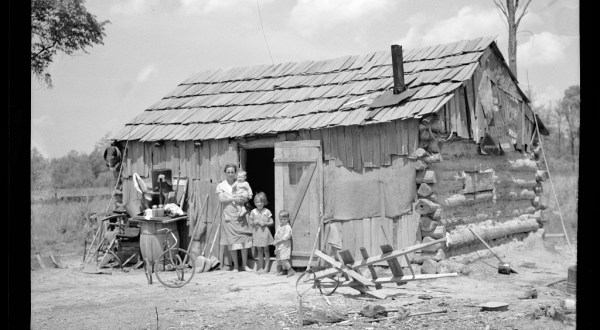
[216,164,253,272]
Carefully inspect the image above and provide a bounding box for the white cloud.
[178,0,276,16]
[32,115,55,129]
[136,64,158,83]
[532,85,562,108]
[397,6,504,49]
[289,0,393,38]
[110,0,158,15]
[31,134,50,158]
[517,32,570,66]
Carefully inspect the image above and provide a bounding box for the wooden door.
[274,140,322,267]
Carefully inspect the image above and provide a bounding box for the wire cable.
[532,114,576,261]
[256,0,274,65]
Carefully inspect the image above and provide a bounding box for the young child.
[273,210,295,277]
[248,192,274,274]
[231,170,253,217]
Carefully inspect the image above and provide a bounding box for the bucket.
[140,221,179,270]
[567,264,576,294]
[498,262,511,275]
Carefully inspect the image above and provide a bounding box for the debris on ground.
[360,304,388,318]
[520,261,537,268]
[436,259,471,275]
[479,301,509,312]
[561,299,576,314]
[518,288,538,299]
[528,304,565,322]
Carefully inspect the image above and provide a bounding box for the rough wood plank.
[322,128,332,160]
[380,244,406,286]
[329,126,339,162]
[353,220,363,259]
[344,126,354,168]
[371,125,381,167]
[352,126,362,171]
[360,247,382,289]
[380,123,391,166]
[360,125,373,167]
[407,119,419,156]
[387,122,397,158]
[290,163,317,228]
[362,218,371,256]
[337,126,348,167]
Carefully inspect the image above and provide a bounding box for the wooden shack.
[112,36,548,268]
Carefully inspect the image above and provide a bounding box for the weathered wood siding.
[120,138,239,263]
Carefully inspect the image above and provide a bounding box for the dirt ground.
[31,232,577,330]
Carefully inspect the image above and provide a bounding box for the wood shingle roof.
[114,36,497,142]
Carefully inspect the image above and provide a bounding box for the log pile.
[409,114,548,267]
[411,115,448,267]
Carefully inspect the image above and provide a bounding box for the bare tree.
[492,0,533,78]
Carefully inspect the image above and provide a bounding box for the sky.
[30,0,580,158]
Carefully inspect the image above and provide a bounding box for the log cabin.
[111,36,549,268]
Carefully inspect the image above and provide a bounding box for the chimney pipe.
[391,44,406,95]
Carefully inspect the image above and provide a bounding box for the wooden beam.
[380,244,406,286]
[329,273,458,286]
[313,250,375,287]
[273,157,318,163]
[289,163,317,228]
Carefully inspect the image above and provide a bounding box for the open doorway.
[243,148,276,258]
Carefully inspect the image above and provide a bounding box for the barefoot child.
[248,192,274,273]
[273,210,295,277]
[231,170,253,217]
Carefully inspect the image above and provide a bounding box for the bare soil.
[31,233,576,329]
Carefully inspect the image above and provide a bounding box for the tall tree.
[560,85,580,170]
[492,0,533,78]
[31,147,52,190]
[31,0,110,87]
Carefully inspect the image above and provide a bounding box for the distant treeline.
[532,85,580,173]
[32,134,115,191]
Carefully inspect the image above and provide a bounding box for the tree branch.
[515,0,533,27]
[33,40,59,58]
[492,0,509,19]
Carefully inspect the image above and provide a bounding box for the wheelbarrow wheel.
[317,273,342,296]
[155,248,196,288]
[295,271,317,297]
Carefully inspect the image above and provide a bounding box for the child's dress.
[249,208,274,247]
[274,223,292,260]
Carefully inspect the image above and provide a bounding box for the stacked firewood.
[410,115,447,267]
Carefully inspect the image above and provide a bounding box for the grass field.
[541,172,579,242]
[31,192,115,256]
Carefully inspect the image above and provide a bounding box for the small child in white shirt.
[231,170,253,217]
